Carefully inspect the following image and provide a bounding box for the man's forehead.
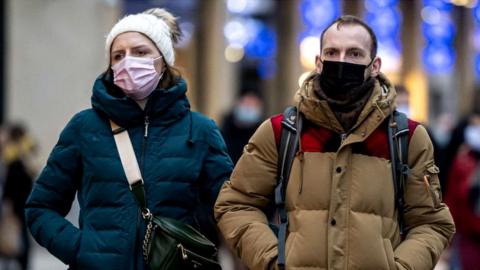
[322,23,371,50]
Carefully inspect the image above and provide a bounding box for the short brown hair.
[320,15,378,59]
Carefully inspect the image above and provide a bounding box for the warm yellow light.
[299,36,319,70]
[405,69,428,123]
[224,44,244,63]
[449,0,477,7]
[383,72,400,85]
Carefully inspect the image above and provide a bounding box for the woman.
[25,8,233,270]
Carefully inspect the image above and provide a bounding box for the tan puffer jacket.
[215,73,455,270]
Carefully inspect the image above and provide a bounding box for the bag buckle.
[141,208,152,220]
[177,244,188,260]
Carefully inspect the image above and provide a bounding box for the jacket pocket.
[382,239,396,270]
[424,164,442,209]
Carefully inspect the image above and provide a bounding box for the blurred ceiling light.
[225,44,245,63]
[365,0,398,11]
[475,3,480,20]
[423,20,455,42]
[366,7,401,39]
[300,36,319,70]
[226,0,274,15]
[377,44,402,73]
[227,0,248,13]
[421,6,441,24]
[224,19,249,46]
[474,28,480,51]
[422,43,455,73]
[298,71,312,87]
[422,1,455,74]
[301,0,339,29]
[476,55,480,75]
[244,23,277,59]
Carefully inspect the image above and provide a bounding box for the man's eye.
[350,51,361,57]
[136,51,146,56]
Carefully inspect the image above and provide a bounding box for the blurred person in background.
[393,84,410,117]
[445,107,480,270]
[221,91,264,165]
[24,8,232,270]
[443,91,480,195]
[220,90,264,270]
[1,123,36,270]
[215,15,454,270]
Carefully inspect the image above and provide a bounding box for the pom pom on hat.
[105,9,179,66]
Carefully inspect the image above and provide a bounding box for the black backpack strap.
[274,106,303,270]
[388,111,410,238]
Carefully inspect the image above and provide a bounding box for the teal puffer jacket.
[25,74,233,269]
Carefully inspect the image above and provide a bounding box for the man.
[214,15,455,270]
[221,91,264,164]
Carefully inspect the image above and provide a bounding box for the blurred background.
[0,0,480,269]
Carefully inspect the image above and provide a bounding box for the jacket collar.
[295,72,396,142]
[91,72,190,128]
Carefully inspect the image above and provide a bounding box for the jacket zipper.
[140,116,149,168]
[134,115,150,269]
[144,116,149,138]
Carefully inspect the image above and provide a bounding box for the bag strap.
[110,120,152,220]
[387,111,410,237]
[275,106,303,270]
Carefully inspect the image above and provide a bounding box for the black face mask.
[319,60,372,93]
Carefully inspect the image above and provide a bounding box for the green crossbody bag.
[110,120,222,270]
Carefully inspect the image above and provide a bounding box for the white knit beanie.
[105,13,175,66]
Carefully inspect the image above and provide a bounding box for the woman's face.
[110,31,165,73]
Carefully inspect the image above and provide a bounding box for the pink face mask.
[111,56,163,100]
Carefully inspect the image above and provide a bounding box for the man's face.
[315,23,381,78]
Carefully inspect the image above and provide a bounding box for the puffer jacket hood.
[294,72,396,134]
[91,73,190,128]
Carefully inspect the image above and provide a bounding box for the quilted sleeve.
[25,114,83,265]
[215,119,279,270]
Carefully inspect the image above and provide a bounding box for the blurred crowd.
[0,123,36,270]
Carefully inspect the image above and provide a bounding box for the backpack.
[271,106,410,270]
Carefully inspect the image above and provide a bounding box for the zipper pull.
[144,116,149,138]
[340,133,347,142]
